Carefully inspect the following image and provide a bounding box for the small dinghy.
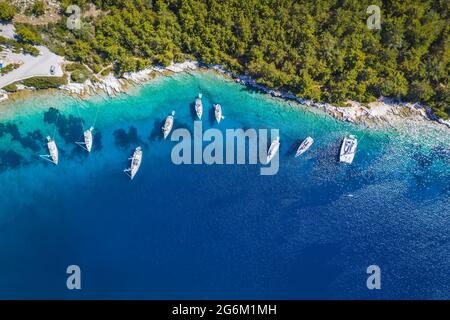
[266,137,280,164]
[162,111,175,139]
[339,135,357,164]
[195,93,203,120]
[124,146,143,180]
[295,136,314,157]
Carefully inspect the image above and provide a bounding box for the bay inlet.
[0,70,449,299]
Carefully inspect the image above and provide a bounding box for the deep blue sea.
[0,71,449,299]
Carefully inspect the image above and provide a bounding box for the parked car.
[50,65,55,75]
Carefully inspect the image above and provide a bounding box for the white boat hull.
[267,137,280,164]
[76,127,94,152]
[195,99,203,119]
[162,113,175,139]
[295,137,314,157]
[214,104,223,124]
[340,136,357,164]
[46,137,59,165]
[84,127,94,152]
[195,94,203,120]
[125,147,143,180]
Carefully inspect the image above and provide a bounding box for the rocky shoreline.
[58,61,200,97]
[2,60,449,131]
[209,66,450,131]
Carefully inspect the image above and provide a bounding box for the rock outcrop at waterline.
[211,66,450,130]
[58,61,200,97]
[4,59,448,131]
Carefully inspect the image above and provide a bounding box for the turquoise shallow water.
[0,71,449,299]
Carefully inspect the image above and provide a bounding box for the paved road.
[0,46,64,89]
[0,23,15,40]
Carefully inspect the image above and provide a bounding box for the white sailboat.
[339,135,358,164]
[195,93,203,120]
[124,146,143,180]
[76,127,94,152]
[162,111,175,139]
[40,136,59,165]
[266,137,280,164]
[214,104,224,124]
[295,136,314,157]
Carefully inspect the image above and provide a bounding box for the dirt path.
[12,0,61,26]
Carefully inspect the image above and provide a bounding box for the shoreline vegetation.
[0,0,449,130]
[3,60,450,131]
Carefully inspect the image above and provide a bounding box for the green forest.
[3,0,450,118]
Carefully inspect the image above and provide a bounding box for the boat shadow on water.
[0,150,24,172]
[148,118,165,142]
[70,144,89,159]
[189,101,197,121]
[0,123,43,153]
[113,126,147,149]
[43,107,85,145]
[0,120,81,173]
[286,141,300,157]
[92,131,103,152]
[208,106,216,126]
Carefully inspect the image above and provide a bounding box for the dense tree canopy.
[40,0,449,118]
[16,25,42,45]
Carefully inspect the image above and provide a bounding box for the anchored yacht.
[339,135,358,164]
[266,137,280,164]
[41,136,59,165]
[76,127,94,152]
[214,104,224,124]
[162,111,175,139]
[124,146,143,180]
[295,136,314,157]
[195,94,203,119]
